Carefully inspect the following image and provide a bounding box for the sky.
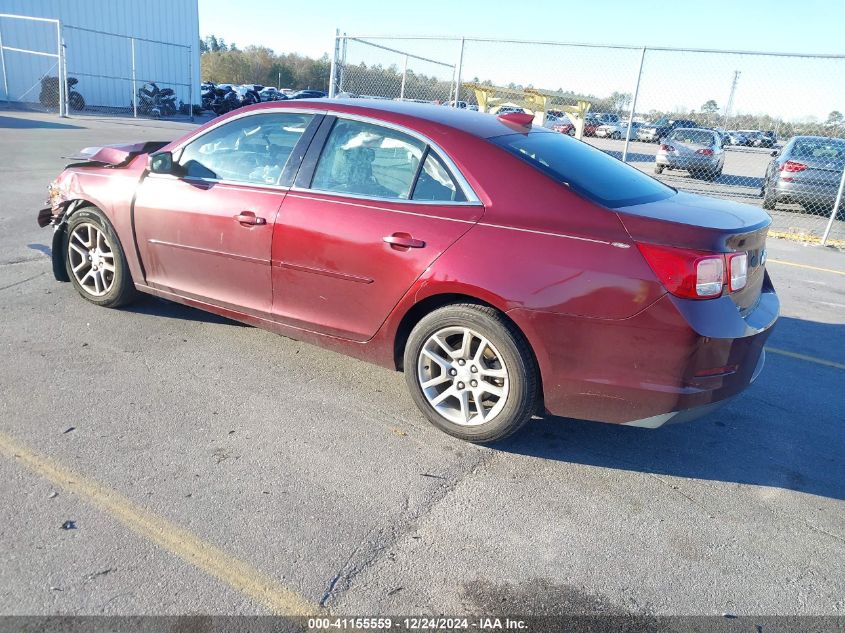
[198,0,845,121]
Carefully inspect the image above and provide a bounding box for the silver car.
[761,136,845,214]
[654,128,725,180]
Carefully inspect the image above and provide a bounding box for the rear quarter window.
[491,131,674,208]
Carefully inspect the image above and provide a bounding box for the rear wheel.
[65,207,137,308]
[761,181,777,210]
[611,131,621,140]
[404,304,538,443]
[68,92,85,111]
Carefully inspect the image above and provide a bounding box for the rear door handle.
[383,233,425,249]
[234,211,266,226]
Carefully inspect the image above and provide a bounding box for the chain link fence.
[0,13,195,119]
[330,35,845,245]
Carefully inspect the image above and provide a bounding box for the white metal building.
[0,0,200,111]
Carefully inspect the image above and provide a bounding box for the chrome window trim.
[289,185,482,207]
[159,105,482,205]
[168,107,327,154]
[310,111,482,205]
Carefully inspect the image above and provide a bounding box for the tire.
[654,164,665,174]
[761,181,777,210]
[64,207,138,308]
[611,132,621,140]
[403,303,539,443]
[68,92,85,111]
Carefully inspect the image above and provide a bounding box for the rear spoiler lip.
[64,140,170,168]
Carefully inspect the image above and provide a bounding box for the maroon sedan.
[38,100,778,442]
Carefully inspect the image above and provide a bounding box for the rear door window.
[311,119,425,200]
[411,152,466,203]
[491,130,674,208]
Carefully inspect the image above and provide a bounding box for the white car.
[543,113,571,129]
[595,121,641,140]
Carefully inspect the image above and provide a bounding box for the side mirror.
[149,151,174,174]
[770,150,779,157]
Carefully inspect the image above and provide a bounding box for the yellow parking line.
[0,431,317,615]
[767,259,845,276]
[766,347,845,371]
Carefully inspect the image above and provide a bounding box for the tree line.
[199,35,842,138]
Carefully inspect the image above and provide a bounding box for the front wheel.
[65,207,137,308]
[654,163,665,174]
[404,304,539,443]
[611,131,621,140]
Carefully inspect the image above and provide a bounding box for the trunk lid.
[616,191,771,312]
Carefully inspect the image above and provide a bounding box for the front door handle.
[234,211,266,226]
[383,233,425,249]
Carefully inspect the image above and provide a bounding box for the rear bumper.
[623,349,765,428]
[774,180,839,207]
[656,155,721,170]
[508,275,779,426]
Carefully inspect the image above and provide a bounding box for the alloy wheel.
[417,326,510,426]
[67,222,115,297]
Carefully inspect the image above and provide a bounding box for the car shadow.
[123,295,247,327]
[492,316,845,502]
[0,115,83,130]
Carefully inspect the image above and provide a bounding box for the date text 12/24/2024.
[307,618,528,630]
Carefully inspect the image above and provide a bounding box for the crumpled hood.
[65,141,170,167]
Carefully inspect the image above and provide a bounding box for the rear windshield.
[791,139,845,160]
[491,131,675,208]
[670,129,716,145]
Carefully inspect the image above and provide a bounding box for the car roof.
[245,98,553,139]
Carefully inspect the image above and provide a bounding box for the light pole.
[722,70,740,130]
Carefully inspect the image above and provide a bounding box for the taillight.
[780,160,807,172]
[727,252,747,292]
[637,244,753,299]
[660,144,674,151]
[636,243,724,299]
[697,148,714,155]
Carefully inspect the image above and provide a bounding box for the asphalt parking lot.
[0,112,843,619]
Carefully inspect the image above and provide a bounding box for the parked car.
[761,136,845,214]
[724,130,749,146]
[289,89,327,99]
[655,128,725,179]
[37,101,777,443]
[747,130,776,148]
[594,112,621,125]
[638,118,698,143]
[596,121,641,140]
[492,105,526,115]
[761,131,777,147]
[259,87,288,102]
[543,113,571,129]
[553,115,601,137]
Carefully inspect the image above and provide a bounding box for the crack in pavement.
[317,446,496,608]
[0,271,46,292]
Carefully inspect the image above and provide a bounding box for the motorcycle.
[39,76,86,111]
[136,82,178,118]
[209,84,240,116]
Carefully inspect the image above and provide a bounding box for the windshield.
[491,131,675,208]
